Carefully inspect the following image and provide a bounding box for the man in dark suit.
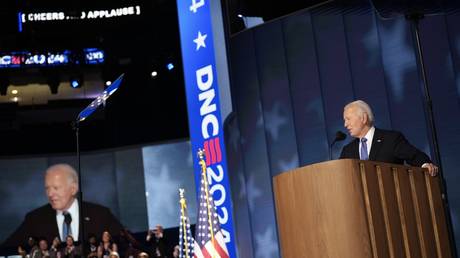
[1,164,124,252]
[339,100,438,176]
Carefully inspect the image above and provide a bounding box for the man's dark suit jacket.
[340,128,431,166]
[1,201,124,251]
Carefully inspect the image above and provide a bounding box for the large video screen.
[0,140,196,255]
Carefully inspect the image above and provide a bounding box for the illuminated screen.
[0,140,196,256]
[0,49,103,68]
[84,48,104,64]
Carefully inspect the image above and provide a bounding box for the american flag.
[179,189,195,258]
[194,150,229,258]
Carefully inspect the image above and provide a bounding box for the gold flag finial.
[197,148,205,160]
[179,188,186,206]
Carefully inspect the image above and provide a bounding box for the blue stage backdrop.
[227,4,460,257]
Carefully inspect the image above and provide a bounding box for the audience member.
[109,251,120,258]
[49,237,62,258]
[145,225,166,258]
[63,236,81,258]
[172,245,179,258]
[86,234,98,258]
[98,231,118,258]
[137,252,149,258]
[32,239,50,258]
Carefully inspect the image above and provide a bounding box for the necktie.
[360,137,368,160]
[62,211,72,240]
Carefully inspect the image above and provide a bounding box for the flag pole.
[197,149,216,255]
[179,189,191,258]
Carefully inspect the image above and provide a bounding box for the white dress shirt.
[56,199,79,241]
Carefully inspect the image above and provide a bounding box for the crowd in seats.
[13,225,182,258]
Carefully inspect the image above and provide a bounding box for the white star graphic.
[246,175,262,212]
[278,154,299,172]
[228,125,241,152]
[255,226,279,258]
[193,31,207,51]
[264,102,287,141]
[362,14,380,68]
[377,19,416,101]
[148,164,181,217]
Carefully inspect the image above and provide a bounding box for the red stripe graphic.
[214,137,222,163]
[209,137,216,164]
[204,140,210,166]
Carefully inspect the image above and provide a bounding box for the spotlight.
[11,89,18,95]
[151,71,158,77]
[105,81,112,86]
[167,63,174,71]
[70,79,81,88]
[237,14,243,18]
[70,74,84,89]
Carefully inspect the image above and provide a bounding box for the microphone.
[331,131,346,146]
[329,131,347,160]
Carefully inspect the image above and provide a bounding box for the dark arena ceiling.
[0,0,455,155]
[0,0,189,155]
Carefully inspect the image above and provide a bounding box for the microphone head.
[335,131,347,141]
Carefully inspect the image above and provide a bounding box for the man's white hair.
[344,100,374,126]
[45,164,79,191]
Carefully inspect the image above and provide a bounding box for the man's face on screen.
[45,169,77,211]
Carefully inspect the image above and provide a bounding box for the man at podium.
[339,100,438,176]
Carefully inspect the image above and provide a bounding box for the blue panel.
[114,148,149,232]
[377,17,431,152]
[81,153,120,217]
[445,12,460,104]
[311,11,355,154]
[142,141,196,229]
[224,115,255,258]
[343,9,392,130]
[283,12,329,164]
[420,15,460,253]
[230,30,280,258]
[253,21,300,175]
[0,158,48,243]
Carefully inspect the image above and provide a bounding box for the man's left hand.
[422,163,439,177]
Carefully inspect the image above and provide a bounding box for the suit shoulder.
[375,128,403,138]
[82,201,111,212]
[24,204,54,218]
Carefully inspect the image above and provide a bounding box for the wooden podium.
[273,159,452,258]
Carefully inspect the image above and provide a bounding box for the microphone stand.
[72,121,85,249]
[72,74,124,255]
[406,12,457,257]
[329,131,346,160]
[329,140,337,161]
